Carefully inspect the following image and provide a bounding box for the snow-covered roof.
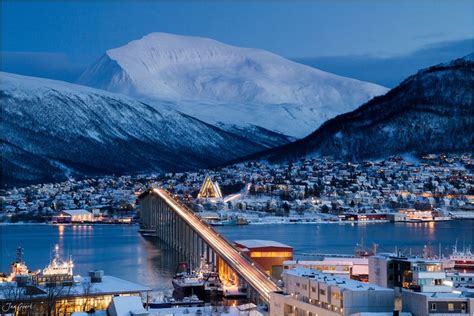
[108,296,147,316]
[285,268,391,292]
[61,209,92,216]
[235,239,292,249]
[72,275,150,295]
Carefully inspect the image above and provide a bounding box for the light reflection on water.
[0,220,472,294]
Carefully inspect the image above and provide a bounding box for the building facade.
[270,268,394,316]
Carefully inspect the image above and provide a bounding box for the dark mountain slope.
[240,54,474,163]
[0,72,265,186]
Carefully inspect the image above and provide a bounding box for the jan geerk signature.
[2,302,34,313]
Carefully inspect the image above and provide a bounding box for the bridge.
[138,187,280,304]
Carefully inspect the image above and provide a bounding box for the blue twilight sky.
[1,0,473,86]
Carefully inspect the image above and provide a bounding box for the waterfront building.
[234,240,293,278]
[283,257,369,282]
[369,254,452,292]
[54,209,94,223]
[401,291,473,316]
[269,268,395,316]
[0,272,150,315]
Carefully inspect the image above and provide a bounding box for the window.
[448,303,454,311]
[332,292,342,300]
[429,303,437,311]
[250,251,293,258]
[311,287,316,292]
[319,289,325,296]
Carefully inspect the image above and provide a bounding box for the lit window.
[448,303,454,311]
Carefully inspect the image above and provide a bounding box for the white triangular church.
[197,176,223,199]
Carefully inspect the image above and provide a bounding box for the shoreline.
[2,218,472,227]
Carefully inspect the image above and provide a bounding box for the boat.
[197,258,223,299]
[236,217,249,225]
[194,257,224,299]
[148,295,204,308]
[354,239,377,257]
[210,218,236,226]
[172,262,205,300]
[209,216,248,226]
[449,243,474,270]
[2,247,32,282]
[42,244,74,276]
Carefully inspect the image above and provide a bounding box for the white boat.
[43,244,74,276]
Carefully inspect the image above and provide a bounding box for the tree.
[44,283,73,316]
[81,281,95,312]
[320,205,330,214]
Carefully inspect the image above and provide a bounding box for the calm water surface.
[1,221,472,294]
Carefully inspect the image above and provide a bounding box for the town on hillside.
[1,153,473,224]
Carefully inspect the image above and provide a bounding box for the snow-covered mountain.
[78,33,388,138]
[241,54,474,162]
[1,72,267,186]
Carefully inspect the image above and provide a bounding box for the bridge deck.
[151,188,280,302]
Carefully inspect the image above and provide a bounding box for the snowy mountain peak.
[78,32,388,137]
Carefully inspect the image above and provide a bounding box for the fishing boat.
[2,247,32,282]
[449,243,474,270]
[209,216,248,226]
[172,262,205,299]
[197,258,223,299]
[42,244,74,276]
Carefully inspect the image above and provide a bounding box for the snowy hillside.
[0,72,266,186]
[242,54,474,162]
[78,33,388,138]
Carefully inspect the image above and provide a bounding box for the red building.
[234,240,293,279]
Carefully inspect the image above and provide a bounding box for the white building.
[283,257,368,281]
[369,254,452,293]
[270,268,395,316]
[402,291,473,316]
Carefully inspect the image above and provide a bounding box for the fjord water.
[1,221,472,294]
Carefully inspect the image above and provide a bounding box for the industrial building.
[53,209,94,223]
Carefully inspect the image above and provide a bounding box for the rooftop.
[284,257,368,265]
[235,239,293,249]
[0,275,150,300]
[285,268,392,292]
[61,209,92,216]
[73,275,150,294]
[407,290,472,300]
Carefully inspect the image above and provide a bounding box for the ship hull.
[172,279,205,300]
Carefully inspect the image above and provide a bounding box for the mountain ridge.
[0,71,268,186]
[229,54,474,164]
